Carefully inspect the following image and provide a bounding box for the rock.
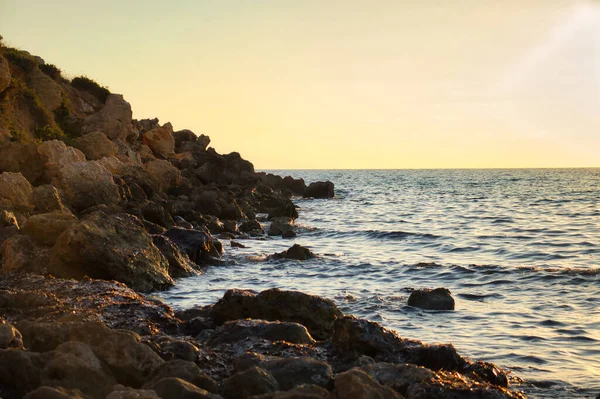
[72,131,119,160]
[116,164,160,198]
[282,230,297,238]
[196,162,224,184]
[407,288,455,310]
[140,201,175,228]
[264,198,298,220]
[239,219,263,234]
[282,176,307,196]
[38,140,87,180]
[269,244,314,261]
[210,288,343,340]
[222,220,239,235]
[209,319,315,346]
[303,182,334,199]
[161,339,200,362]
[0,55,11,93]
[81,94,135,142]
[24,386,87,399]
[41,341,117,399]
[49,211,173,292]
[106,386,160,399]
[0,348,45,396]
[173,129,197,149]
[144,360,218,393]
[174,216,194,229]
[0,209,19,228]
[222,366,279,399]
[0,234,45,273]
[250,385,330,399]
[0,225,19,245]
[147,377,222,399]
[242,356,333,391]
[332,369,401,399]
[268,217,294,236]
[152,235,198,278]
[231,241,246,248]
[361,362,435,396]
[98,156,123,173]
[0,142,45,183]
[0,321,24,349]
[54,161,121,211]
[197,134,211,150]
[31,184,68,213]
[0,171,34,211]
[22,211,78,246]
[465,361,509,387]
[143,123,176,158]
[30,67,62,110]
[163,227,221,265]
[407,343,467,372]
[144,159,181,191]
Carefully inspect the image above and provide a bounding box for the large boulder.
[0,171,34,211]
[49,211,173,292]
[303,181,334,199]
[0,349,46,397]
[147,377,221,399]
[144,360,218,393]
[30,67,62,110]
[0,55,11,93]
[54,161,121,211]
[72,131,119,160]
[38,140,86,181]
[152,235,198,278]
[332,369,401,399]
[173,129,197,150]
[81,94,135,141]
[30,184,68,213]
[163,227,221,265]
[222,366,279,399]
[269,244,315,261]
[0,142,45,183]
[0,234,45,273]
[144,159,181,191]
[407,288,455,310]
[22,211,78,246]
[210,288,343,340]
[208,319,315,346]
[142,123,176,158]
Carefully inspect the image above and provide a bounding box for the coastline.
[0,46,526,398]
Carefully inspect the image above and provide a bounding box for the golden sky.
[2,0,599,168]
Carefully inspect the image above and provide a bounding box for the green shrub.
[71,76,110,103]
[34,124,63,141]
[3,47,37,71]
[39,63,62,80]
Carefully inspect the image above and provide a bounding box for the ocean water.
[159,169,600,399]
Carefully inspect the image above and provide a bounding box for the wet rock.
[222,220,239,235]
[209,319,315,346]
[161,339,200,362]
[0,171,34,212]
[0,55,11,93]
[72,131,119,160]
[31,185,68,213]
[49,211,173,292]
[268,217,294,236]
[282,176,307,196]
[24,386,87,399]
[464,361,509,387]
[144,360,218,393]
[222,366,279,399]
[303,182,334,199]
[144,159,181,191]
[210,288,343,340]
[407,343,467,371]
[152,235,198,278]
[231,241,246,248]
[332,369,401,398]
[81,94,135,142]
[147,377,222,399]
[143,123,176,158]
[239,356,333,391]
[264,198,298,220]
[361,362,435,396]
[41,341,117,398]
[0,142,45,183]
[269,244,314,261]
[106,386,160,399]
[140,201,175,228]
[250,385,330,399]
[282,230,297,238]
[174,216,194,229]
[239,219,263,234]
[408,288,455,310]
[163,227,221,265]
[0,320,23,349]
[22,211,78,246]
[55,161,121,211]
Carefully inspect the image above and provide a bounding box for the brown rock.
[144,360,218,393]
[38,140,86,181]
[0,209,19,228]
[249,385,330,399]
[73,131,119,160]
[106,386,160,399]
[22,211,78,246]
[0,320,24,349]
[143,123,176,158]
[144,159,181,191]
[31,184,68,213]
[0,142,45,183]
[0,171,34,211]
[81,94,135,141]
[30,67,62,110]
[0,234,46,273]
[147,377,221,399]
[23,386,87,399]
[209,319,316,346]
[222,367,279,399]
[332,369,401,398]
[0,55,11,93]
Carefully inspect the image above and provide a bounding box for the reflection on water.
[159,169,600,399]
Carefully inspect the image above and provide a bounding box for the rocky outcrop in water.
[408,287,456,310]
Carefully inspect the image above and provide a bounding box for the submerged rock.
[303,181,334,199]
[408,287,455,310]
[269,244,315,261]
[163,227,221,265]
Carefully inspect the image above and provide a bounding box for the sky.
[1,0,599,168]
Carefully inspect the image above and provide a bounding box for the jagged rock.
[0,348,45,397]
[0,234,46,273]
[72,131,119,160]
[38,140,86,181]
[231,241,246,248]
[282,176,307,196]
[0,210,19,228]
[0,171,34,211]
[465,361,509,387]
[222,220,239,235]
[144,159,181,191]
[0,142,45,183]
[239,219,263,234]
[408,288,455,310]
[147,377,222,399]
[152,235,198,278]
[250,385,330,399]
[196,162,224,184]
[98,155,123,173]
[144,360,218,393]
[269,244,314,261]
[173,129,197,149]
[332,369,401,399]
[31,184,68,213]
[0,55,11,93]
[222,366,279,399]
[161,339,200,362]
[263,198,298,220]
[54,161,121,211]
[106,386,160,399]
[282,230,297,239]
[22,211,78,246]
[268,217,294,236]
[0,320,23,349]
[208,319,315,346]
[210,288,343,340]
[30,67,62,110]
[361,362,435,396]
[140,201,175,228]
[116,164,160,199]
[41,341,117,399]
[81,94,134,142]
[133,118,160,135]
[143,123,176,158]
[163,227,221,265]
[303,181,334,199]
[49,211,173,292]
[24,386,87,399]
[197,134,211,150]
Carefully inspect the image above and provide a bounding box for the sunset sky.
[2,0,599,168]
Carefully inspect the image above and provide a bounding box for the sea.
[158,169,600,399]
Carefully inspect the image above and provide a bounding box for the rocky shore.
[0,42,526,398]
